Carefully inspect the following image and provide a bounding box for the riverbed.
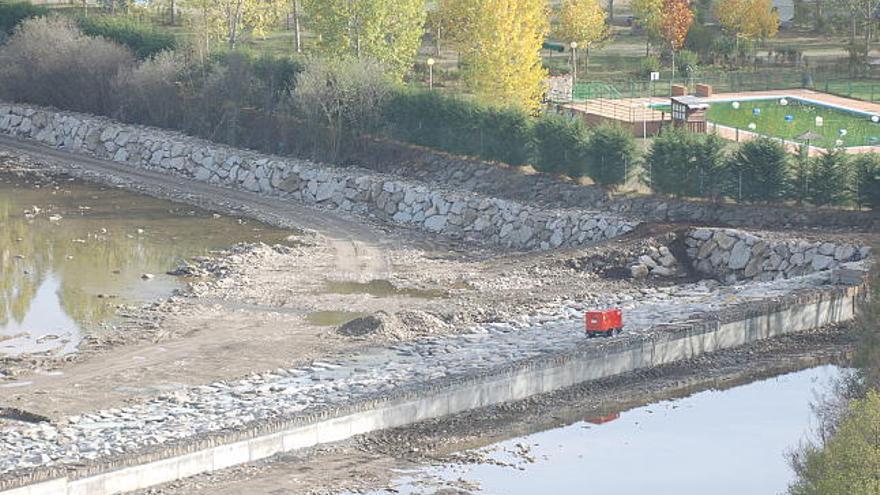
[375,365,844,495]
[0,173,294,356]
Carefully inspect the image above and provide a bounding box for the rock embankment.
[0,103,637,250]
[684,228,871,283]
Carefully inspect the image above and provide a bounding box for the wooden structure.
[670,96,708,133]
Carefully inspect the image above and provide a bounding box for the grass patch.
[707,98,880,148]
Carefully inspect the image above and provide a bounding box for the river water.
[378,365,844,495]
[0,174,294,356]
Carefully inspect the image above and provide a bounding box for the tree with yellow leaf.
[555,0,611,75]
[182,0,286,52]
[659,0,693,82]
[715,0,779,65]
[301,0,426,80]
[439,0,549,111]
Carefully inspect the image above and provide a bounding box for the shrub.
[647,128,727,198]
[112,50,185,128]
[182,53,261,145]
[0,16,134,115]
[637,56,661,78]
[853,153,880,210]
[532,112,589,176]
[726,137,789,203]
[295,57,395,159]
[75,14,177,59]
[383,90,532,166]
[251,54,304,112]
[676,49,700,75]
[586,123,636,186]
[807,148,851,207]
[0,1,47,34]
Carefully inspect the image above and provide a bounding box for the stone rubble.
[684,228,871,283]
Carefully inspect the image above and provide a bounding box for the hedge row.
[73,15,177,59]
[383,91,635,185]
[0,1,47,35]
[647,129,880,208]
[0,3,176,58]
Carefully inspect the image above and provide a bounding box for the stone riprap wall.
[684,228,871,283]
[0,286,861,495]
[0,103,637,250]
[629,245,685,279]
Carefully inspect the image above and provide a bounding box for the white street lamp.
[426,58,435,91]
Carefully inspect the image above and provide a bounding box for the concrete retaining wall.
[0,287,860,495]
[0,102,636,251]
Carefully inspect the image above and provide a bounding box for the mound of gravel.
[337,310,449,340]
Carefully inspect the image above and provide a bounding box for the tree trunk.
[170,0,176,25]
[608,0,614,23]
[671,49,676,84]
[293,0,302,53]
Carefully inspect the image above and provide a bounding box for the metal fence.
[571,71,880,103]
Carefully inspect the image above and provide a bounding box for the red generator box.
[585,308,623,337]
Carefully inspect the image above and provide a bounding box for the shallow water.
[378,365,844,495]
[0,174,295,356]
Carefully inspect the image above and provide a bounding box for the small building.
[670,96,709,133]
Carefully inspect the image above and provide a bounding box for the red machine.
[585,308,623,337]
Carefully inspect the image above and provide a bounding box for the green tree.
[807,148,851,207]
[726,137,789,202]
[631,0,663,55]
[586,123,636,186]
[301,0,426,80]
[532,112,589,176]
[181,0,286,51]
[853,153,880,210]
[789,390,880,495]
[647,128,726,198]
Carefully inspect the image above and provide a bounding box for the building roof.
[670,96,709,110]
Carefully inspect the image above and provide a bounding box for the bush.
[586,123,636,186]
[295,57,395,159]
[532,112,589,176]
[726,137,789,203]
[637,56,661,78]
[807,148,851,207]
[0,1,47,34]
[383,90,532,166]
[647,128,727,198]
[75,15,176,59]
[677,49,700,75]
[853,153,880,210]
[112,50,185,128]
[0,16,134,115]
[251,54,304,112]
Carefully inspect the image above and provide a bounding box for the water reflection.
[0,175,294,356]
[379,365,844,495]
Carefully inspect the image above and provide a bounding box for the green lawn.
[707,98,880,148]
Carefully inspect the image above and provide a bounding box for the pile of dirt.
[337,310,450,340]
